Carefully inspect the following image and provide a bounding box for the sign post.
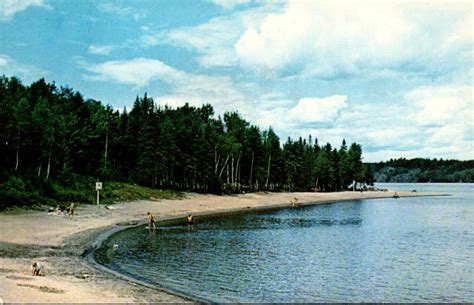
[96,182,102,205]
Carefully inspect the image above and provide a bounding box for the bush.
[0,189,48,210]
[3,176,28,192]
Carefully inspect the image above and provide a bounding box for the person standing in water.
[147,212,156,229]
[187,214,195,231]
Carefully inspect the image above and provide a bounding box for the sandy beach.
[0,190,442,303]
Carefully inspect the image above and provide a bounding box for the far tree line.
[371,158,474,183]
[0,76,373,198]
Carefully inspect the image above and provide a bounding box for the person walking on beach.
[67,202,75,219]
[147,212,156,229]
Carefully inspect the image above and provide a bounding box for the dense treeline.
[371,158,474,183]
[0,76,373,206]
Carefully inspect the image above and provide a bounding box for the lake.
[94,183,473,302]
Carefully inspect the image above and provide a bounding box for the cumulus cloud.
[149,0,471,79]
[406,84,473,127]
[83,58,182,87]
[254,95,349,136]
[146,4,281,67]
[234,1,472,77]
[0,0,51,21]
[330,84,474,161]
[288,96,348,123]
[406,84,473,160]
[82,57,248,113]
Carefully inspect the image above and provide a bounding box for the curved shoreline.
[82,220,207,303]
[82,191,448,303]
[0,190,449,303]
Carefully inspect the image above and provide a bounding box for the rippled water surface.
[95,183,474,302]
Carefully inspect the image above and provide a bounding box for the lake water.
[95,183,474,302]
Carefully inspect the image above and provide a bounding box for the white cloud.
[148,1,471,77]
[82,57,248,114]
[147,4,282,67]
[288,95,348,123]
[253,95,349,136]
[0,0,51,21]
[364,144,474,162]
[87,44,113,56]
[329,84,474,161]
[210,0,251,10]
[83,58,181,87]
[81,52,473,161]
[0,54,47,82]
[406,84,473,127]
[97,3,145,21]
[234,1,472,77]
[0,57,8,66]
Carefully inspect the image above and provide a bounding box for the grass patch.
[0,175,183,210]
[101,182,183,205]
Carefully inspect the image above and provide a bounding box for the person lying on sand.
[147,212,156,229]
[31,262,44,276]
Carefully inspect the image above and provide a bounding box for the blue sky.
[1,0,472,162]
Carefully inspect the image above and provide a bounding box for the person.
[186,214,195,231]
[147,212,156,229]
[31,262,44,276]
[55,205,63,215]
[67,202,75,219]
[291,197,299,207]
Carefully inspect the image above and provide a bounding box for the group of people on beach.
[48,202,75,219]
[147,212,195,231]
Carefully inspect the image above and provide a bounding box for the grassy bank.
[0,175,183,210]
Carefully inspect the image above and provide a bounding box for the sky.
[0,0,472,162]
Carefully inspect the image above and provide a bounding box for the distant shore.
[0,190,445,303]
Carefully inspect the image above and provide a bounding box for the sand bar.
[0,190,445,303]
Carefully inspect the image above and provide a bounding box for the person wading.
[147,212,156,229]
[187,214,195,231]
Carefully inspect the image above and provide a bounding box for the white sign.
[96,182,103,191]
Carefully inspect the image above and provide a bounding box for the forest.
[371,158,474,183]
[0,76,373,208]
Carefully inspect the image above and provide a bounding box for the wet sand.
[0,190,443,303]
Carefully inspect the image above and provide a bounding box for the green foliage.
[101,182,183,205]
[0,76,374,209]
[0,175,182,210]
[371,158,474,182]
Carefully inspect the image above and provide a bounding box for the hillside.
[370,158,474,183]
